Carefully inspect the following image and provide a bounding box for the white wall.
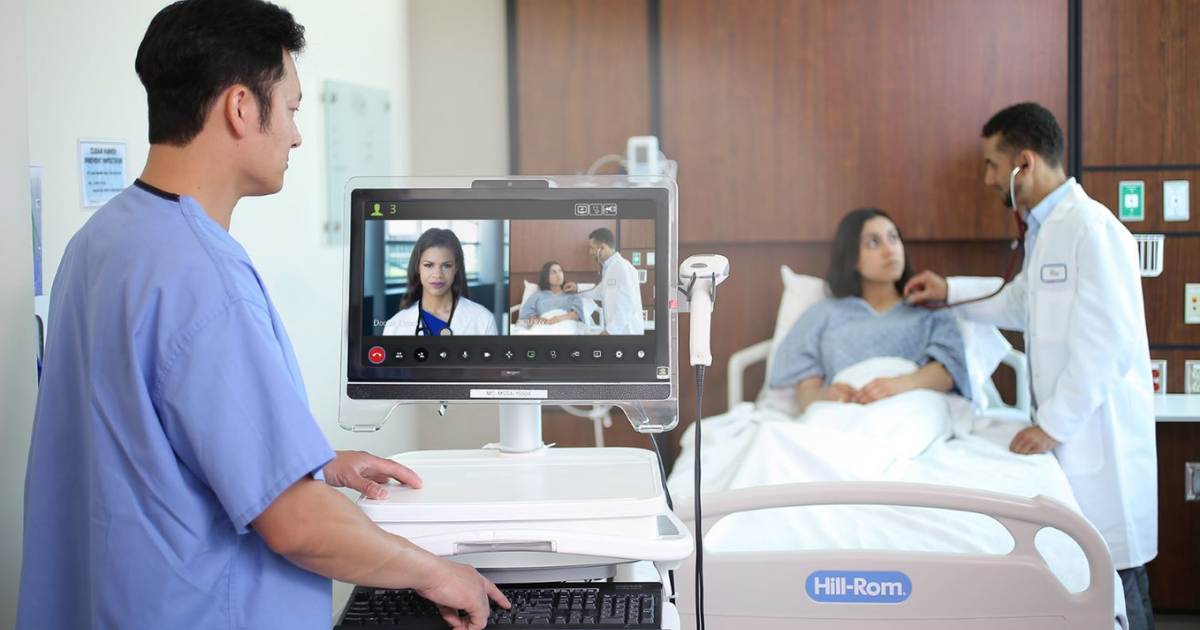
[0,0,35,626]
[407,0,510,450]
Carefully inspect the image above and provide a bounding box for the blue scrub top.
[18,181,337,630]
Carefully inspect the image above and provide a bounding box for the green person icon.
[370,203,383,217]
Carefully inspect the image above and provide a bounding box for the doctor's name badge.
[1040,264,1067,283]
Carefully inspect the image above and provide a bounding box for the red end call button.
[368,346,386,364]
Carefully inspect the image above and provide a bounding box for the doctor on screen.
[904,103,1157,630]
[563,227,644,335]
[383,228,498,336]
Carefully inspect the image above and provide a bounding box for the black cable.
[693,364,707,630]
[648,432,676,603]
[649,433,673,511]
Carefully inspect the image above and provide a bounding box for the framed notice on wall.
[79,139,128,209]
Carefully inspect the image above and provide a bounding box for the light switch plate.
[1186,360,1200,395]
[1164,180,1190,222]
[1151,359,1168,394]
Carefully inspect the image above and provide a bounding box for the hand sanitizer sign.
[1119,181,1144,222]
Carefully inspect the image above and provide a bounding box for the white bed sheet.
[509,308,603,336]
[667,399,1093,594]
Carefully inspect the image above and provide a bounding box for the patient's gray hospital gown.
[768,298,971,399]
[519,289,586,322]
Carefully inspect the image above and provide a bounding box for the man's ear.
[1018,149,1037,173]
[223,85,253,138]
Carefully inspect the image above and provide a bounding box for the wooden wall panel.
[1082,0,1200,166]
[1080,1,1200,610]
[1083,170,1200,233]
[659,0,1067,243]
[514,0,651,175]
[1146,423,1200,610]
[1082,171,1200,348]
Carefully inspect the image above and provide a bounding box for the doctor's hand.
[417,558,510,630]
[822,383,860,403]
[853,376,911,405]
[562,281,579,293]
[322,450,423,500]
[1009,426,1061,455]
[903,270,948,304]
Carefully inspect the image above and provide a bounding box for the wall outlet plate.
[1187,284,1200,325]
[1164,180,1190,222]
[1151,359,1168,394]
[1186,360,1200,395]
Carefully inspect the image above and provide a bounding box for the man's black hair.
[981,102,1065,168]
[588,228,615,247]
[135,0,306,146]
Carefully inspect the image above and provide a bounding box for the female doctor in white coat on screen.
[904,103,1157,628]
[383,228,498,336]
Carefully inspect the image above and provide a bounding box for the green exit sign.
[1119,180,1144,222]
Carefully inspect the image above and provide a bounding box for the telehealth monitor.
[339,176,679,432]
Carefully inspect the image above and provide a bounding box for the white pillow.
[758,266,829,415]
[756,265,1011,415]
[521,280,539,308]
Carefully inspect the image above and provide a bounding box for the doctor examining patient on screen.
[563,227,645,335]
[383,227,498,336]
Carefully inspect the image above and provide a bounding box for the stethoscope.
[414,296,457,336]
[927,165,1029,310]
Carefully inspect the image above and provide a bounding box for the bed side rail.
[726,339,771,412]
[673,482,1113,630]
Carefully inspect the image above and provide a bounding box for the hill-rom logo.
[806,571,912,604]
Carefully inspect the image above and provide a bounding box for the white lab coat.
[947,181,1157,570]
[381,297,498,336]
[578,252,645,335]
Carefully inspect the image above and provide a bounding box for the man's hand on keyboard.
[417,559,510,630]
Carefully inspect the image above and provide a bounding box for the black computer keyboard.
[335,581,663,629]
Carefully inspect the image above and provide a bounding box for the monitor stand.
[495,403,547,454]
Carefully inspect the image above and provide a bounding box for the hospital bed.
[664,266,1125,629]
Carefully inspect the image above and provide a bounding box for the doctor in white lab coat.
[382,227,498,336]
[904,103,1157,630]
[563,227,645,335]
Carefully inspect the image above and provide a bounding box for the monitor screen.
[344,179,676,405]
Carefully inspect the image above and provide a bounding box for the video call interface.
[352,195,666,375]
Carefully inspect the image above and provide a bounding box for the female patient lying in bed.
[769,208,971,412]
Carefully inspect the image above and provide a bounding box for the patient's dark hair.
[135,0,306,146]
[826,208,914,298]
[982,102,1064,168]
[537,261,565,291]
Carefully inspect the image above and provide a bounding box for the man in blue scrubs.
[18,1,507,629]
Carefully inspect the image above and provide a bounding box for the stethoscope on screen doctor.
[414,297,457,336]
[925,165,1030,310]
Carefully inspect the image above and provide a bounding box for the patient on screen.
[768,208,971,414]
[519,261,586,326]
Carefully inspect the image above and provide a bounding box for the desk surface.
[1155,394,1200,422]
